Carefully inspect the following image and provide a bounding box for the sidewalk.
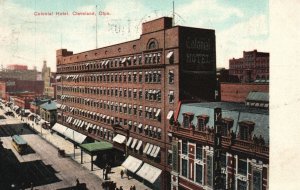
[8,110,149,190]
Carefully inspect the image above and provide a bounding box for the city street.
[0,107,148,190]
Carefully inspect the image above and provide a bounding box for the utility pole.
[172,1,175,26]
[96,5,98,49]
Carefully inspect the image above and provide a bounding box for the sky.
[0,0,269,71]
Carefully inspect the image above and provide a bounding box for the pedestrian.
[132,185,136,190]
[76,178,80,187]
[125,169,129,180]
[130,186,133,190]
[120,169,124,178]
[119,186,123,190]
[103,168,106,179]
[30,182,34,190]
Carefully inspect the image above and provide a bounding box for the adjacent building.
[39,100,57,127]
[229,50,269,83]
[220,83,269,103]
[170,100,269,190]
[55,17,216,189]
[30,98,50,116]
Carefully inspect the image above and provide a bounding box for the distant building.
[0,79,44,100]
[42,61,56,99]
[229,50,269,83]
[220,83,269,103]
[0,65,38,81]
[7,64,28,70]
[170,101,269,190]
[10,94,35,110]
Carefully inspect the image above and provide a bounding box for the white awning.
[146,144,154,155]
[131,138,138,149]
[126,137,133,146]
[136,163,162,184]
[143,143,150,154]
[153,146,161,158]
[121,155,143,173]
[56,75,61,80]
[113,134,126,144]
[80,121,85,128]
[144,125,148,130]
[24,109,31,114]
[150,146,157,157]
[52,123,87,144]
[166,51,174,59]
[138,123,143,129]
[167,110,174,119]
[52,123,68,135]
[155,109,161,117]
[135,140,143,151]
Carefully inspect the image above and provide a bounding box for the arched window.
[147,39,158,50]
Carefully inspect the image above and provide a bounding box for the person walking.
[120,169,124,179]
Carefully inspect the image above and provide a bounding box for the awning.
[121,155,143,173]
[135,140,143,151]
[56,75,61,80]
[136,163,162,183]
[150,146,157,157]
[52,123,68,135]
[144,125,148,130]
[166,51,174,59]
[64,128,87,144]
[131,138,138,149]
[79,141,113,155]
[138,123,143,129]
[13,105,19,111]
[113,134,126,144]
[155,109,161,117]
[126,137,133,146]
[153,146,161,158]
[167,110,174,119]
[143,143,150,154]
[147,144,154,155]
[24,109,31,114]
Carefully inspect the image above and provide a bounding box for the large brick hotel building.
[55,17,216,189]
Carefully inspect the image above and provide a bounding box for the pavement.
[0,105,149,190]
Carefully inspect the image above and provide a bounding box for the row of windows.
[181,114,260,142]
[63,113,162,141]
[58,99,162,122]
[57,87,163,102]
[60,115,114,142]
[58,87,175,104]
[58,52,163,72]
[58,69,175,84]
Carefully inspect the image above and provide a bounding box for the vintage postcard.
[0,0,296,189]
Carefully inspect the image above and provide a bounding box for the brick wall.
[221,83,269,103]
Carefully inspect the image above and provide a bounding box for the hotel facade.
[55,17,216,189]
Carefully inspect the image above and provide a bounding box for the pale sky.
[0,0,269,71]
